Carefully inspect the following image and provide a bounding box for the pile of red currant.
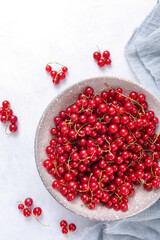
[45,62,68,85]
[17,197,48,226]
[60,220,76,237]
[93,48,111,67]
[43,84,160,212]
[0,100,18,133]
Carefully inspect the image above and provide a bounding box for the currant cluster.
[43,84,160,211]
[18,198,42,217]
[60,220,76,236]
[45,62,68,85]
[93,48,111,67]
[17,197,49,227]
[0,100,18,133]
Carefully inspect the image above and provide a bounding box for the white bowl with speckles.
[35,76,160,221]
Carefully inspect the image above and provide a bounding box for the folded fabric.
[78,200,160,240]
[79,1,160,240]
[125,0,160,97]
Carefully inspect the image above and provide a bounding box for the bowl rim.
[34,75,160,221]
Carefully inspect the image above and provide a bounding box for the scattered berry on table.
[0,100,18,134]
[45,61,68,85]
[23,208,31,217]
[93,47,111,67]
[60,220,77,238]
[33,207,42,216]
[69,223,76,231]
[17,198,49,227]
[18,204,24,210]
[24,198,33,207]
[60,220,67,228]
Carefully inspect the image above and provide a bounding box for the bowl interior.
[35,76,160,221]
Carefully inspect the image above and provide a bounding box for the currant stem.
[66,228,70,240]
[96,45,102,55]
[5,107,11,135]
[47,61,64,67]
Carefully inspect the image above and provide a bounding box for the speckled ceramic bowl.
[35,76,160,221]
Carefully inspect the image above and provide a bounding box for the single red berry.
[45,65,52,72]
[58,72,66,80]
[62,227,68,234]
[105,58,111,65]
[98,59,105,67]
[33,207,42,216]
[2,100,10,108]
[53,77,60,85]
[62,66,68,72]
[103,50,110,59]
[43,159,52,169]
[50,70,57,78]
[60,220,67,228]
[9,124,18,132]
[138,94,146,103]
[1,115,7,123]
[120,202,128,212]
[69,223,76,232]
[88,202,95,209]
[6,108,13,116]
[23,208,31,217]
[24,198,33,207]
[93,51,101,60]
[18,204,24,210]
[151,178,159,188]
[66,192,75,201]
[52,181,60,189]
[81,193,90,203]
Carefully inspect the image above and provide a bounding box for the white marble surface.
[0,0,156,239]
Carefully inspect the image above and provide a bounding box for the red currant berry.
[33,207,42,216]
[2,100,10,108]
[50,70,57,78]
[93,51,101,60]
[45,65,52,72]
[9,124,18,132]
[43,159,52,169]
[60,220,67,228]
[24,198,33,207]
[105,58,111,65]
[52,181,60,189]
[69,223,76,231]
[1,115,7,123]
[9,115,18,124]
[62,66,68,73]
[120,202,128,212]
[98,59,105,67]
[62,227,68,234]
[103,50,110,59]
[58,72,66,80]
[23,208,31,217]
[18,204,24,210]
[66,192,75,201]
[53,77,60,85]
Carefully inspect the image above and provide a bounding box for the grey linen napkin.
[125,0,160,97]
